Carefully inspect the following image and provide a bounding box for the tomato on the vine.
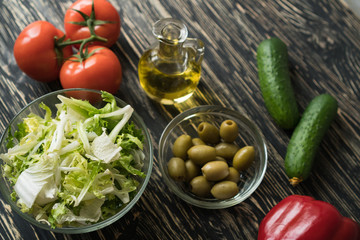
[64,0,121,48]
[60,46,122,94]
[13,21,73,82]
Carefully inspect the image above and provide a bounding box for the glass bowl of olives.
[159,105,267,209]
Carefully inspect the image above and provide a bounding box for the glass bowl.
[159,105,267,209]
[0,89,153,234]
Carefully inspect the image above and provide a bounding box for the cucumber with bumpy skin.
[285,94,338,186]
[257,37,299,129]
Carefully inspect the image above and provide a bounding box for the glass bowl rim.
[0,88,154,233]
[159,105,267,209]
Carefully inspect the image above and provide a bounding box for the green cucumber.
[256,37,299,129]
[285,94,338,186]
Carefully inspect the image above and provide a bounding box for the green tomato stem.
[56,35,107,49]
[78,35,107,58]
[54,0,110,61]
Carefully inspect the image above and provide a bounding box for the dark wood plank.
[0,0,359,239]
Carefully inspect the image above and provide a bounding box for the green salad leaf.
[0,92,146,228]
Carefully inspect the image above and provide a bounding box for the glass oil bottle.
[138,18,205,105]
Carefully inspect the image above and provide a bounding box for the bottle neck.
[158,40,184,59]
[155,40,187,74]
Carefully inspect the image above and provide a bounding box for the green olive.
[197,122,220,144]
[192,138,206,146]
[201,161,229,181]
[233,146,255,171]
[220,120,239,142]
[215,142,239,160]
[190,176,213,197]
[172,134,193,160]
[225,167,241,183]
[214,156,227,162]
[210,181,239,200]
[167,157,186,181]
[187,145,216,165]
[185,159,200,182]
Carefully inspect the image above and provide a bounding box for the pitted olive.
[210,181,239,200]
[197,122,220,144]
[201,161,229,181]
[167,157,186,181]
[225,167,241,183]
[172,134,193,160]
[220,120,239,142]
[215,142,239,160]
[192,138,206,146]
[187,145,216,165]
[190,176,213,197]
[185,159,200,182]
[233,146,255,171]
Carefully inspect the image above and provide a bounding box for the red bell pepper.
[258,195,360,240]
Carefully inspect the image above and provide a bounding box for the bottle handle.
[183,38,205,64]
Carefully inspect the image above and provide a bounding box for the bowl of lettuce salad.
[0,89,153,233]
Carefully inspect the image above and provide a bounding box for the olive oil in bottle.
[138,18,204,105]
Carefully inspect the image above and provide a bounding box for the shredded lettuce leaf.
[0,92,146,228]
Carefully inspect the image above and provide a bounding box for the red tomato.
[64,0,121,47]
[60,46,122,94]
[13,21,73,82]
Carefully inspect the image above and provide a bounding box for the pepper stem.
[289,177,303,186]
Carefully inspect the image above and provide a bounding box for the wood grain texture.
[0,0,360,239]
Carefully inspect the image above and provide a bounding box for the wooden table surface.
[1,0,360,239]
